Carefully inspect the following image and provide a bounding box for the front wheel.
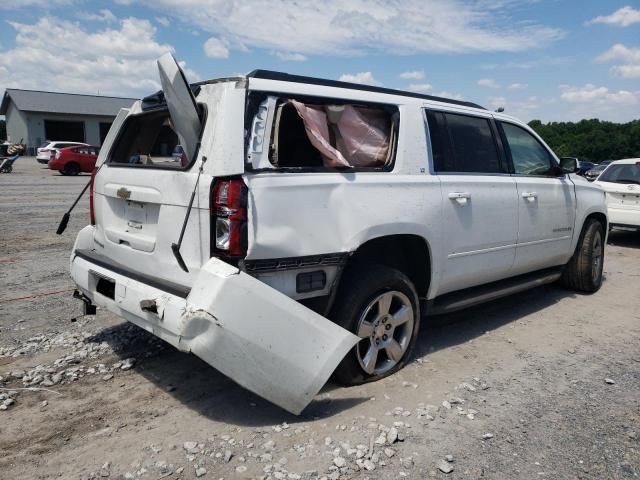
[561,218,605,292]
[331,264,420,385]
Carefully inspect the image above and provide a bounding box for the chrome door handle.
[448,192,471,206]
[522,192,538,202]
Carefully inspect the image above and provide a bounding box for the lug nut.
[375,339,380,345]
[385,324,391,330]
[383,334,388,341]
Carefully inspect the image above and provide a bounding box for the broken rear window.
[248,95,398,170]
[109,109,191,168]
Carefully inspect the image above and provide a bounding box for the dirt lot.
[1,159,639,480]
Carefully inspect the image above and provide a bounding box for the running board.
[428,267,563,316]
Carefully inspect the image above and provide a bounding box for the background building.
[0,89,137,154]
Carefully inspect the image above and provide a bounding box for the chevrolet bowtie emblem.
[117,187,131,199]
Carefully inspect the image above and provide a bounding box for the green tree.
[528,119,640,163]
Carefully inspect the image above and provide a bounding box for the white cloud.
[77,9,117,22]
[118,0,563,57]
[587,6,640,27]
[553,83,640,122]
[488,96,507,110]
[481,57,573,70]
[596,44,640,79]
[339,72,381,86]
[0,0,73,8]
[508,83,528,90]
[407,83,433,93]
[0,16,190,97]
[559,84,639,105]
[155,16,170,27]
[203,37,229,59]
[400,70,424,80]
[433,90,464,101]
[274,52,307,62]
[478,78,500,88]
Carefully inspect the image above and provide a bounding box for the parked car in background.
[37,141,88,164]
[594,159,640,231]
[578,161,595,176]
[560,157,595,177]
[68,54,609,415]
[48,145,100,175]
[584,161,612,181]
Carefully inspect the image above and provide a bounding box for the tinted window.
[425,111,454,172]
[427,111,502,173]
[598,164,640,184]
[501,123,553,175]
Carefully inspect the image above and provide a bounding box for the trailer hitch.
[73,289,97,315]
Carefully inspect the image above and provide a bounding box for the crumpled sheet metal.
[178,258,360,415]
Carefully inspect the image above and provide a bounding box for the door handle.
[522,192,538,202]
[448,192,471,206]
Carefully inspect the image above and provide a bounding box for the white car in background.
[594,158,640,231]
[36,141,88,164]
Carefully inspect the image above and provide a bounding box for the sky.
[0,0,639,123]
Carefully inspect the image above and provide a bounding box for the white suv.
[68,54,608,414]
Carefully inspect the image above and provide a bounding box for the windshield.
[109,109,191,168]
[598,163,640,184]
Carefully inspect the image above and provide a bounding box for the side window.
[425,111,454,172]
[425,110,502,174]
[500,122,553,176]
[444,112,502,173]
[262,95,397,170]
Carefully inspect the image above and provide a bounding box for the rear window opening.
[247,94,398,171]
[109,109,192,169]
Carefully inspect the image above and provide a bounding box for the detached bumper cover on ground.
[70,226,359,414]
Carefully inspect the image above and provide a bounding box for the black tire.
[59,170,68,176]
[561,218,605,292]
[63,163,80,176]
[331,263,420,386]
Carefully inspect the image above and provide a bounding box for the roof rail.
[246,69,485,110]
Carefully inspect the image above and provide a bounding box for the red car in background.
[48,145,100,175]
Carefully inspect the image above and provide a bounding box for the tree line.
[529,119,640,163]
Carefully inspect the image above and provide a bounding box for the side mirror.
[559,157,578,174]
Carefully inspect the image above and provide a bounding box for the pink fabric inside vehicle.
[289,100,391,168]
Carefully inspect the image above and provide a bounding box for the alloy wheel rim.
[592,231,603,283]
[355,290,414,376]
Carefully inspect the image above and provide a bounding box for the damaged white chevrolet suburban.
[69,54,608,414]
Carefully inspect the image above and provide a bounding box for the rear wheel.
[561,218,604,292]
[331,264,420,385]
[63,163,80,176]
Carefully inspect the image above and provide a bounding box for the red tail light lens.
[211,178,247,257]
[89,168,97,225]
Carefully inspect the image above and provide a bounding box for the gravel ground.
[1,159,639,480]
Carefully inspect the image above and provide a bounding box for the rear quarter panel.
[244,104,445,298]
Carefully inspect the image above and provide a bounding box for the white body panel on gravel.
[69,54,608,414]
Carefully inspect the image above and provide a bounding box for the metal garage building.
[0,89,137,154]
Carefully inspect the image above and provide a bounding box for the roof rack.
[246,69,485,110]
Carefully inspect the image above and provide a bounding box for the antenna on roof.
[495,107,504,113]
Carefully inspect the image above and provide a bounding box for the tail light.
[211,177,248,257]
[55,150,61,160]
[89,168,97,225]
